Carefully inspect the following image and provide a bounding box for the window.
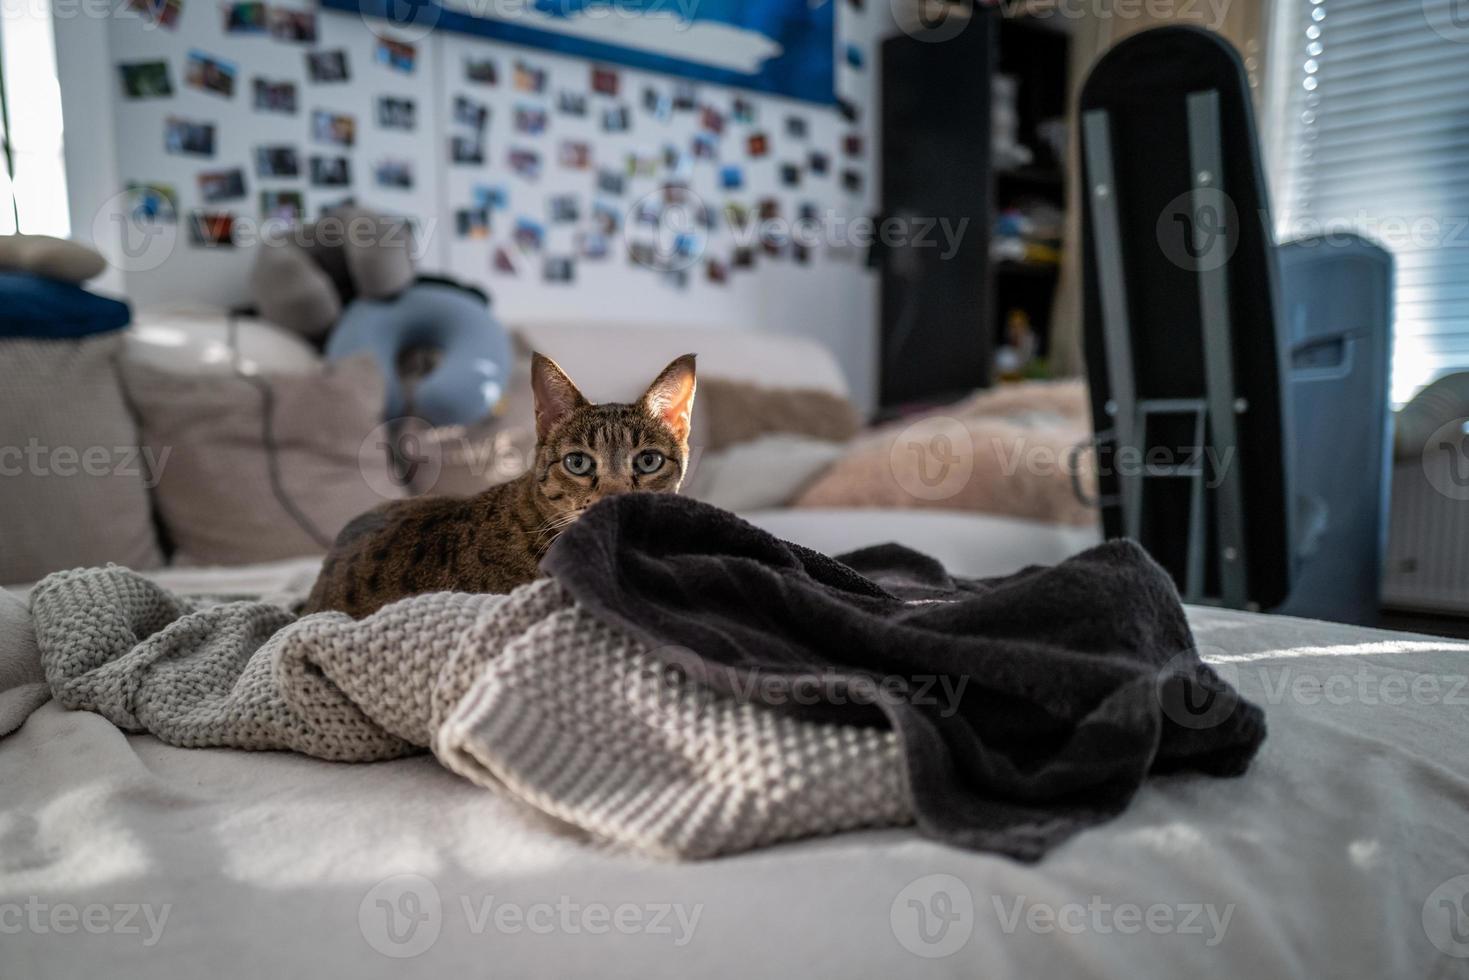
[0,0,69,237]
[1267,0,1469,406]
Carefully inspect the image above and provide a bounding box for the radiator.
[1382,452,1469,615]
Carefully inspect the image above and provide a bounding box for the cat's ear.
[531,352,588,439]
[641,354,697,443]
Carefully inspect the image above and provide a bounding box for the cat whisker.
[536,509,586,541]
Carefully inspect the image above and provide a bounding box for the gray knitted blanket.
[28,566,911,859]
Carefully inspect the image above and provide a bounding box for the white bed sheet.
[4,580,1469,978]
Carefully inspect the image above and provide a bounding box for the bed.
[3,552,1468,979]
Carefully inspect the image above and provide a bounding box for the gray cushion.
[0,335,165,584]
[120,355,402,566]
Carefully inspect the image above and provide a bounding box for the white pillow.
[683,434,846,513]
[124,311,321,376]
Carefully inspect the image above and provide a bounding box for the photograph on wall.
[576,230,608,260]
[543,256,575,283]
[198,168,247,203]
[164,117,216,156]
[455,95,490,130]
[455,207,489,239]
[719,164,743,190]
[514,103,547,135]
[450,135,485,165]
[596,168,624,196]
[465,56,497,84]
[626,152,656,177]
[118,61,172,99]
[591,200,620,233]
[493,247,516,274]
[269,7,317,41]
[255,144,300,177]
[513,217,544,251]
[376,38,416,73]
[557,91,587,117]
[644,86,671,122]
[185,51,236,98]
[127,0,181,30]
[508,147,542,180]
[125,182,178,223]
[312,109,357,147]
[310,155,352,186]
[306,50,350,83]
[601,105,630,133]
[558,140,591,170]
[253,77,298,114]
[626,240,655,268]
[188,210,237,247]
[374,159,414,188]
[306,0,846,107]
[473,184,507,210]
[548,193,579,223]
[223,1,267,33]
[512,60,546,93]
[261,190,304,222]
[591,65,619,96]
[377,96,415,130]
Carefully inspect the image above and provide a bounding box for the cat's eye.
[634,450,665,474]
[562,452,595,476]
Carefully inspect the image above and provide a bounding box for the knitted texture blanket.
[29,566,911,859]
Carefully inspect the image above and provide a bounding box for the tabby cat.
[302,352,696,618]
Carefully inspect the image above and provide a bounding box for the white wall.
[57,0,886,409]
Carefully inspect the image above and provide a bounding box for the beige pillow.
[681,434,846,512]
[0,335,165,585]
[793,380,1099,527]
[0,234,107,284]
[698,378,861,451]
[121,355,402,565]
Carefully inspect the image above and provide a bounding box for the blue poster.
[327,0,837,105]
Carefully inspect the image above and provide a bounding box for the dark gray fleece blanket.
[543,493,1267,862]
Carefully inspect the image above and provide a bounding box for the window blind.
[1268,0,1469,406]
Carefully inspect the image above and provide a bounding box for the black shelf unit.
[992,18,1069,365]
[877,13,1070,409]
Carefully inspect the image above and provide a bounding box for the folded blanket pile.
[546,494,1268,859]
[30,566,910,859]
[28,495,1265,861]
